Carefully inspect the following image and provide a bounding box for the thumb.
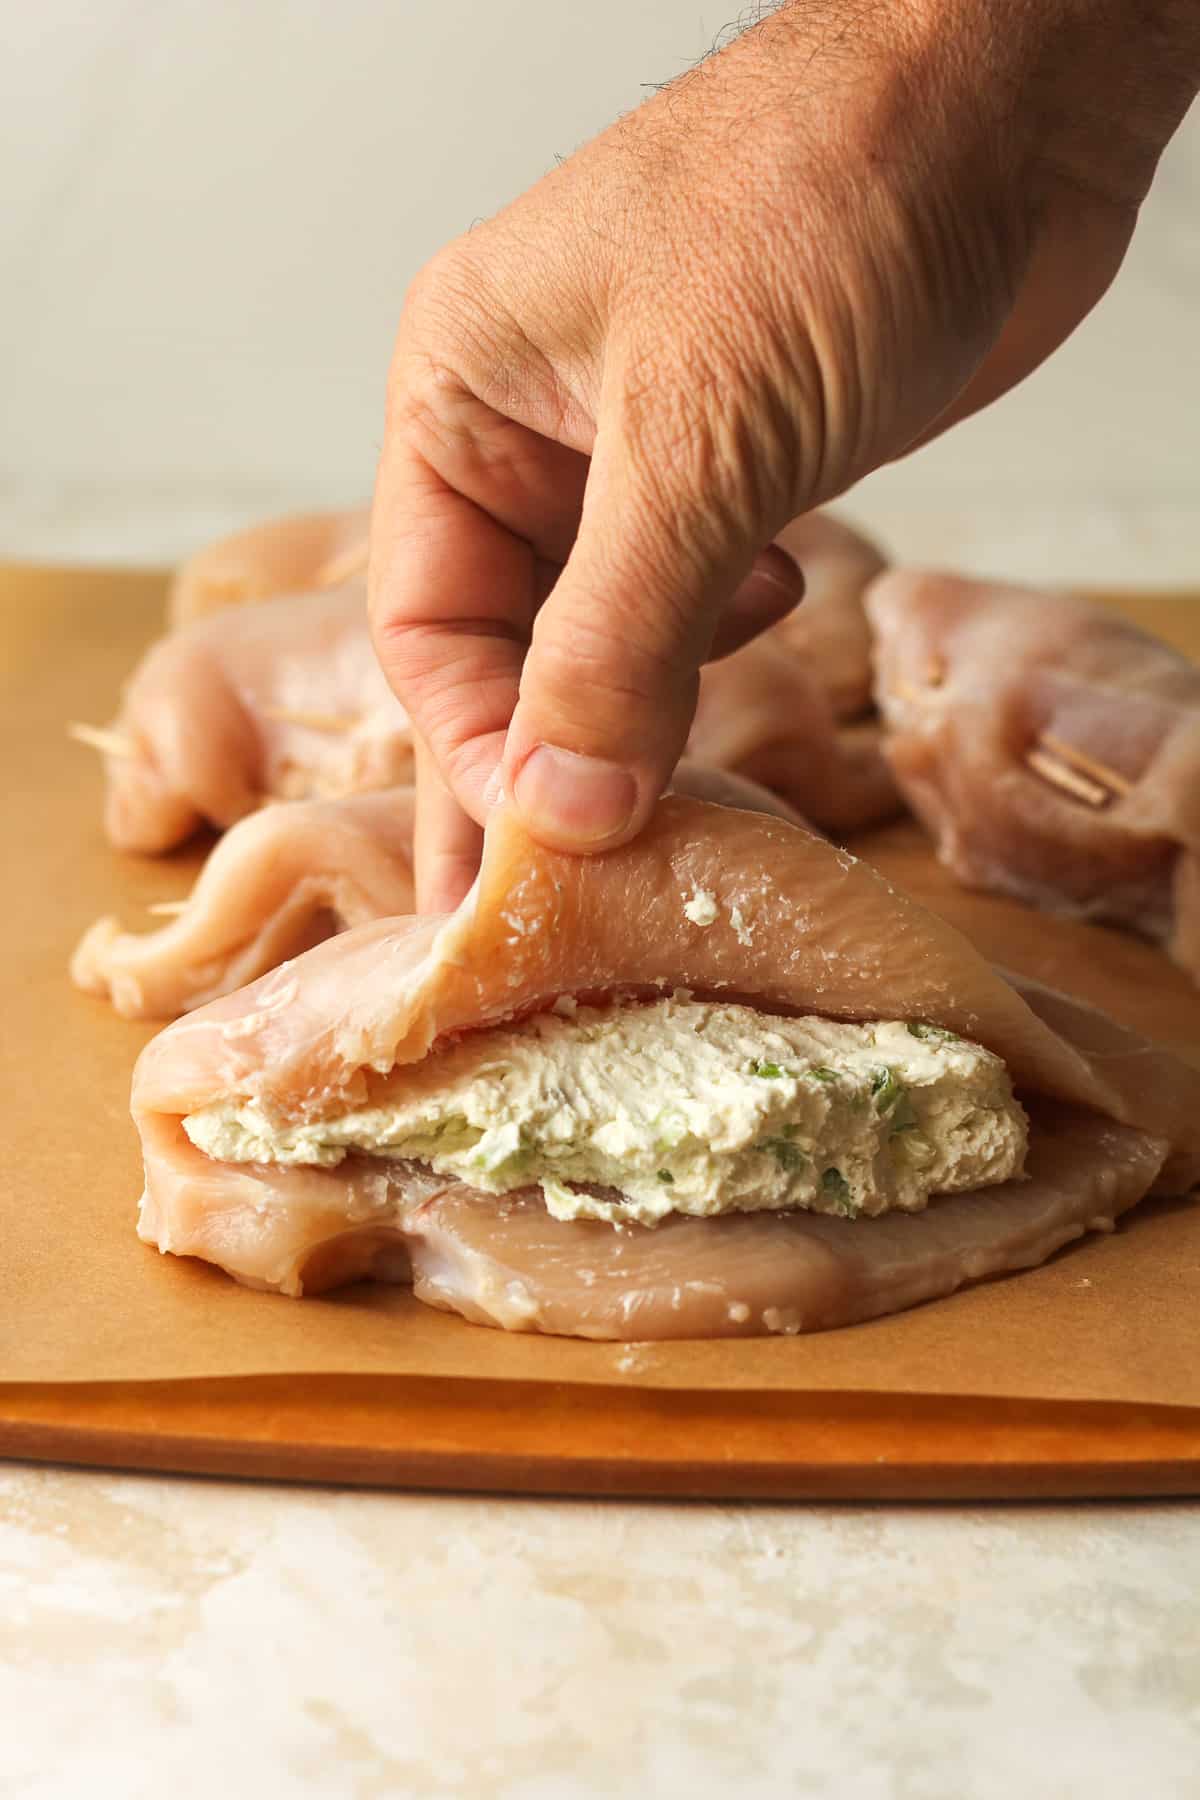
[501,428,792,851]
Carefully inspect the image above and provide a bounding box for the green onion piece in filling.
[889,1091,919,1132]
[656,1169,675,1184]
[871,1066,899,1108]
[870,1066,919,1132]
[906,1021,958,1043]
[757,1137,808,1172]
[807,1066,840,1083]
[749,1060,788,1079]
[821,1166,856,1216]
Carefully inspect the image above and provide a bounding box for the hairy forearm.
[758,0,1200,200]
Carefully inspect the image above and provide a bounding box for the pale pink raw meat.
[166,504,881,703]
[774,509,888,720]
[73,764,799,1022]
[869,571,1200,979]
[96,585,411,853]
[159,505,893,837]
[72,790,416,1020]
[133,798,1200,1335]
[688,512,899,834]
[404,1106,1165,1338]
[668,761,809,825]
[135,1105,1167,1334]
[167,505,369,626]
[137,1115,427,1296]
[689,637,899,834]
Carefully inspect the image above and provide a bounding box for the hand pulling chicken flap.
[132,798,1200,1338]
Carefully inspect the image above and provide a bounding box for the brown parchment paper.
[3,564,1200,1405]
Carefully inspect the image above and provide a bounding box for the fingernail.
[512,745,638,847]
[756,542,805,599]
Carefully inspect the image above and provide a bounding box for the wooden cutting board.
[2,564,1199,1499]
[5,1379,1200,1500]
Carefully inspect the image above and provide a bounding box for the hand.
[370,0,1199,911]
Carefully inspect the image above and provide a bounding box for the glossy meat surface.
[73,790,416,1019]
[167,506,369,625]
[689,637,899,834]
[404,1106,1165,1337]
[133,799,1200,1333]
[137,1115,426,1297]
[140,1105,1167,1336]
[160,506,893,838]
[165,504,881,702]
[774,509,887,720]
[77,764,797,1023]
[133,798,1200,1145]
[869,571,1200,978]
[99,585,411,852]
[688,512,898,834]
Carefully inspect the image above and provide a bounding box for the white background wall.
[2,0,1197,578]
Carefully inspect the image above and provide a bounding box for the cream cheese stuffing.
[184,996,1028,1227]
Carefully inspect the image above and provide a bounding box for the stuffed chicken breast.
[132,799,1200,1337]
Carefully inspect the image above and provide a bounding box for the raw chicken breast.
[95,586,411,853]
[135,1104,1167,1328]
[404,1105,1165,1337]
[688,512,899,834]
[869,571,1200,979]
[688,636,899,834]
[167,506,369,625]
[72,790,416,1020]
[667,760,808,825]
[111,507,886,851]
[138,1115,426,1297]
[133,799,1200,1335]
[164,503,879,693]
[73,764,799,1022]
[774,509,887,719]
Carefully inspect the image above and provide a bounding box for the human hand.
[370,0,1199,911]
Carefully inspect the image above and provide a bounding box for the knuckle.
[387,242,503,437]
[398,235,483,342]
[391,231,584,450]
[376,624,519,772]
[612,321,808,562]
[386,348,484,466]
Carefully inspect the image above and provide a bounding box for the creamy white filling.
[184,996,1028,1227]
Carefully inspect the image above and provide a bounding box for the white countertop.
[4,1467,1198,1800]
[3,10,1199,1790]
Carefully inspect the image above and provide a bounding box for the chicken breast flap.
[72,790,416,1020]
[131,798,1200,1335]
[132,796,1200,1149]
[154,506,894,841]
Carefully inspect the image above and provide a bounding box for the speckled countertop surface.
[3,1469,1198,1800]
